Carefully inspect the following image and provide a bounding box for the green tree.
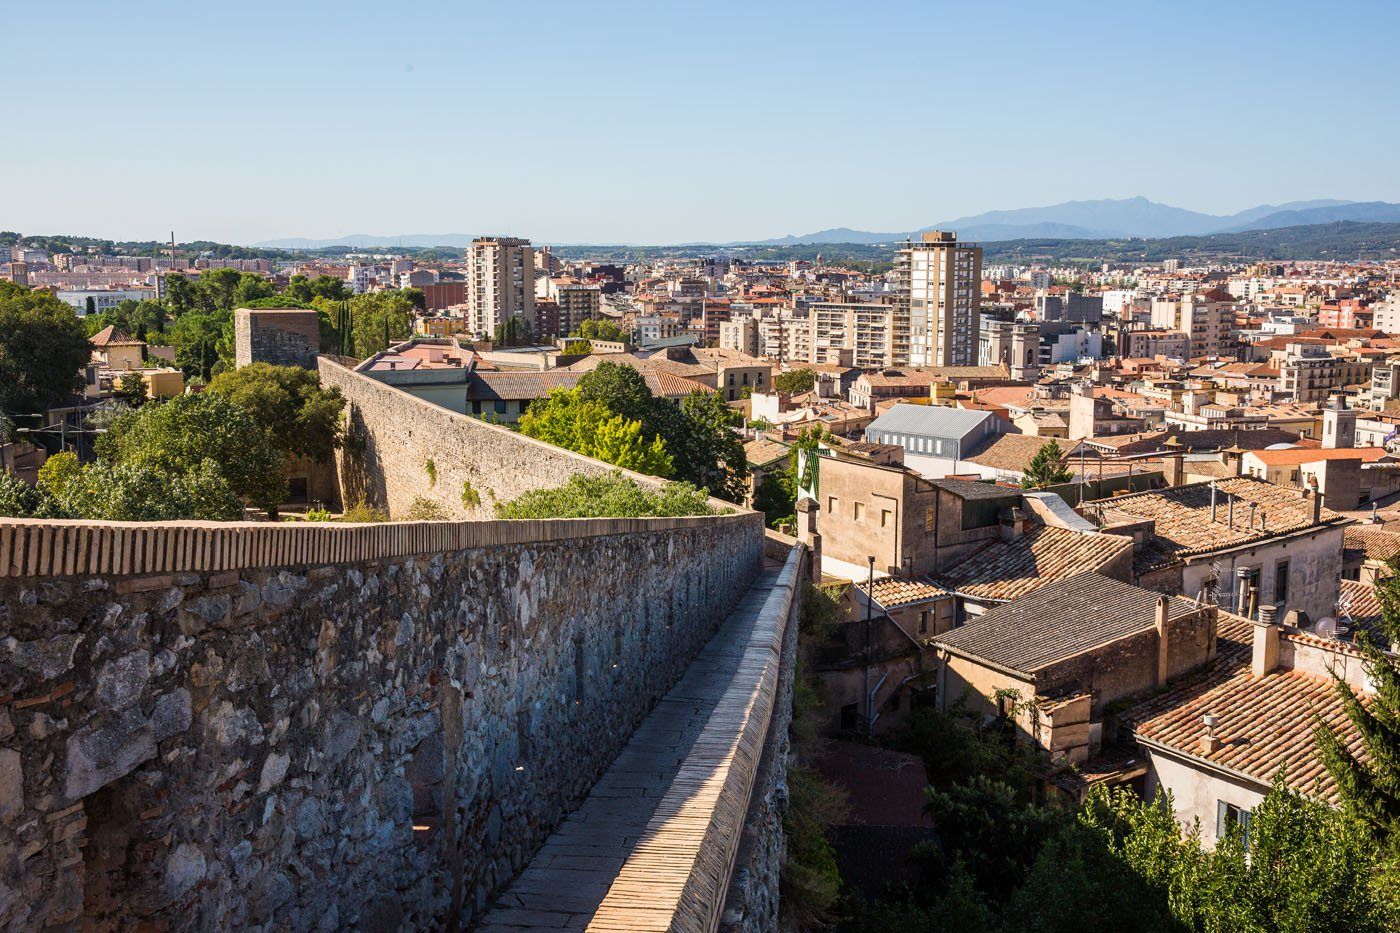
[167,309,228,381]
[774,368,817,395]
[114,372,147,407]
[1020,442,1072,489]
[518,390,672,476]
[1317,554,1400,850]
[0,282,92,415]
[574,317,626,342]
[494,471,717,519]
[97,393,286,515]
[206,363,345,463]
[315,291,413,357]
[493,316,533,347]
[164,273,199,316]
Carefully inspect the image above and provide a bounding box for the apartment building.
[718,317,760,356]
[556,284,602,338]
[895,231,983,367]
[809,301,896,369]
[468,237,535,336]
[1118,328,1190,360]
[1149,288,1239,359]
[1277,342,1341,403]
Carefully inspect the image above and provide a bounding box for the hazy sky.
[4,0,1397,245]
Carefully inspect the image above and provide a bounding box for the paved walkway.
[476,567,782,931]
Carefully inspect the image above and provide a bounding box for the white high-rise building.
[468,237,535,336]
[895,231,983,367]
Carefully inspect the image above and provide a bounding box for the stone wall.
[234,309,321,369]
[0,512,763,929]
[721,542,804,933]
[318,356,701,519]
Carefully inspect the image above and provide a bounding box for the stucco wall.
[0,514,762,930]
[1143,747,1268,847]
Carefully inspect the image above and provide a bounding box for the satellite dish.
[1315,617,1339,639]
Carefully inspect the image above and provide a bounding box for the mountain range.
[250,197,1400,249]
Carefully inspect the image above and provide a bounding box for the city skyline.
[4,1,1399,244]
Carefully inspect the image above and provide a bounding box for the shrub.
[494,471,721,519]
[406,497,448,521]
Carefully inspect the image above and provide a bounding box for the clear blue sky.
[4,0,1397,245]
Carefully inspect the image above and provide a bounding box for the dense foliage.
[1317,553,1400,853]
[0,282,92,415]
[774,368,817,395]
[832,701,1400,932]
[521,362,746,500]
[0,387,309,521]
[572,317,627,343]
[493,471,719,519]
[206,363,345,464]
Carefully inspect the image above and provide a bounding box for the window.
[919,610,929,634]
[840,703,858,732]
[828,496,838,513]
[881,509,892,528]
[494,400,507,414]
[1216,801,1252,844]
[854,501,866,522]
[925,506,936,533]
[1275,560,1290,604]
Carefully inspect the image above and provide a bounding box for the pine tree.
[1020,442,1072,489]
[1316,556,1400,850]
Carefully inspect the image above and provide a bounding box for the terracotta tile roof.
[868,576,953,611]
[466,371,582,399]
[933,572,1199,674]
[1123,617,1363,803]
[859,369,935,389]
[90,324,144,347]
[1344,526,1400,564]
[936,526,1134,603]
[743,438,790,469]
[965,434,1078,473]
[1247,447,1392,467]
[1095,477,1350,575]
[1339,579,1382,636]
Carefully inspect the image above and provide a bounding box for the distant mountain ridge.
[250,197,1400,249]
[744,197,1393,245]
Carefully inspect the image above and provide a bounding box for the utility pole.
[864,555,875,739]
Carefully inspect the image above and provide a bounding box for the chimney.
[1210,482,1218,522]
[1312,484,1322,524]
[1154,595,1170,687]
[1252,605,1280,677]
[1248,502,1257,530]
[1234,567,1252,616]
[1200,714,1223,755]
[1227,494,1235,529]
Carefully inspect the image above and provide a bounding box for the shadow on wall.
[337,402,389,512]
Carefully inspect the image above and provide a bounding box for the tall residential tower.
[895,231,982,367]
[468,236,535,336]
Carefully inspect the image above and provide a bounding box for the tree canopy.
[95,393,286,514]
[206,363,345,463]
[572,317,626,343]
[0,282,92,416]
[774,368,817,395]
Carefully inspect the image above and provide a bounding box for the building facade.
[895,231,983,367]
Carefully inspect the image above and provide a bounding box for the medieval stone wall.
[318,357,703,519]
[234,309,321,370]
[0,513,762,929]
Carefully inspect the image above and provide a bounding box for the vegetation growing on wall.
[493,471,720,519]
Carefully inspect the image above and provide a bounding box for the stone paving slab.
[475,568,782,932]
